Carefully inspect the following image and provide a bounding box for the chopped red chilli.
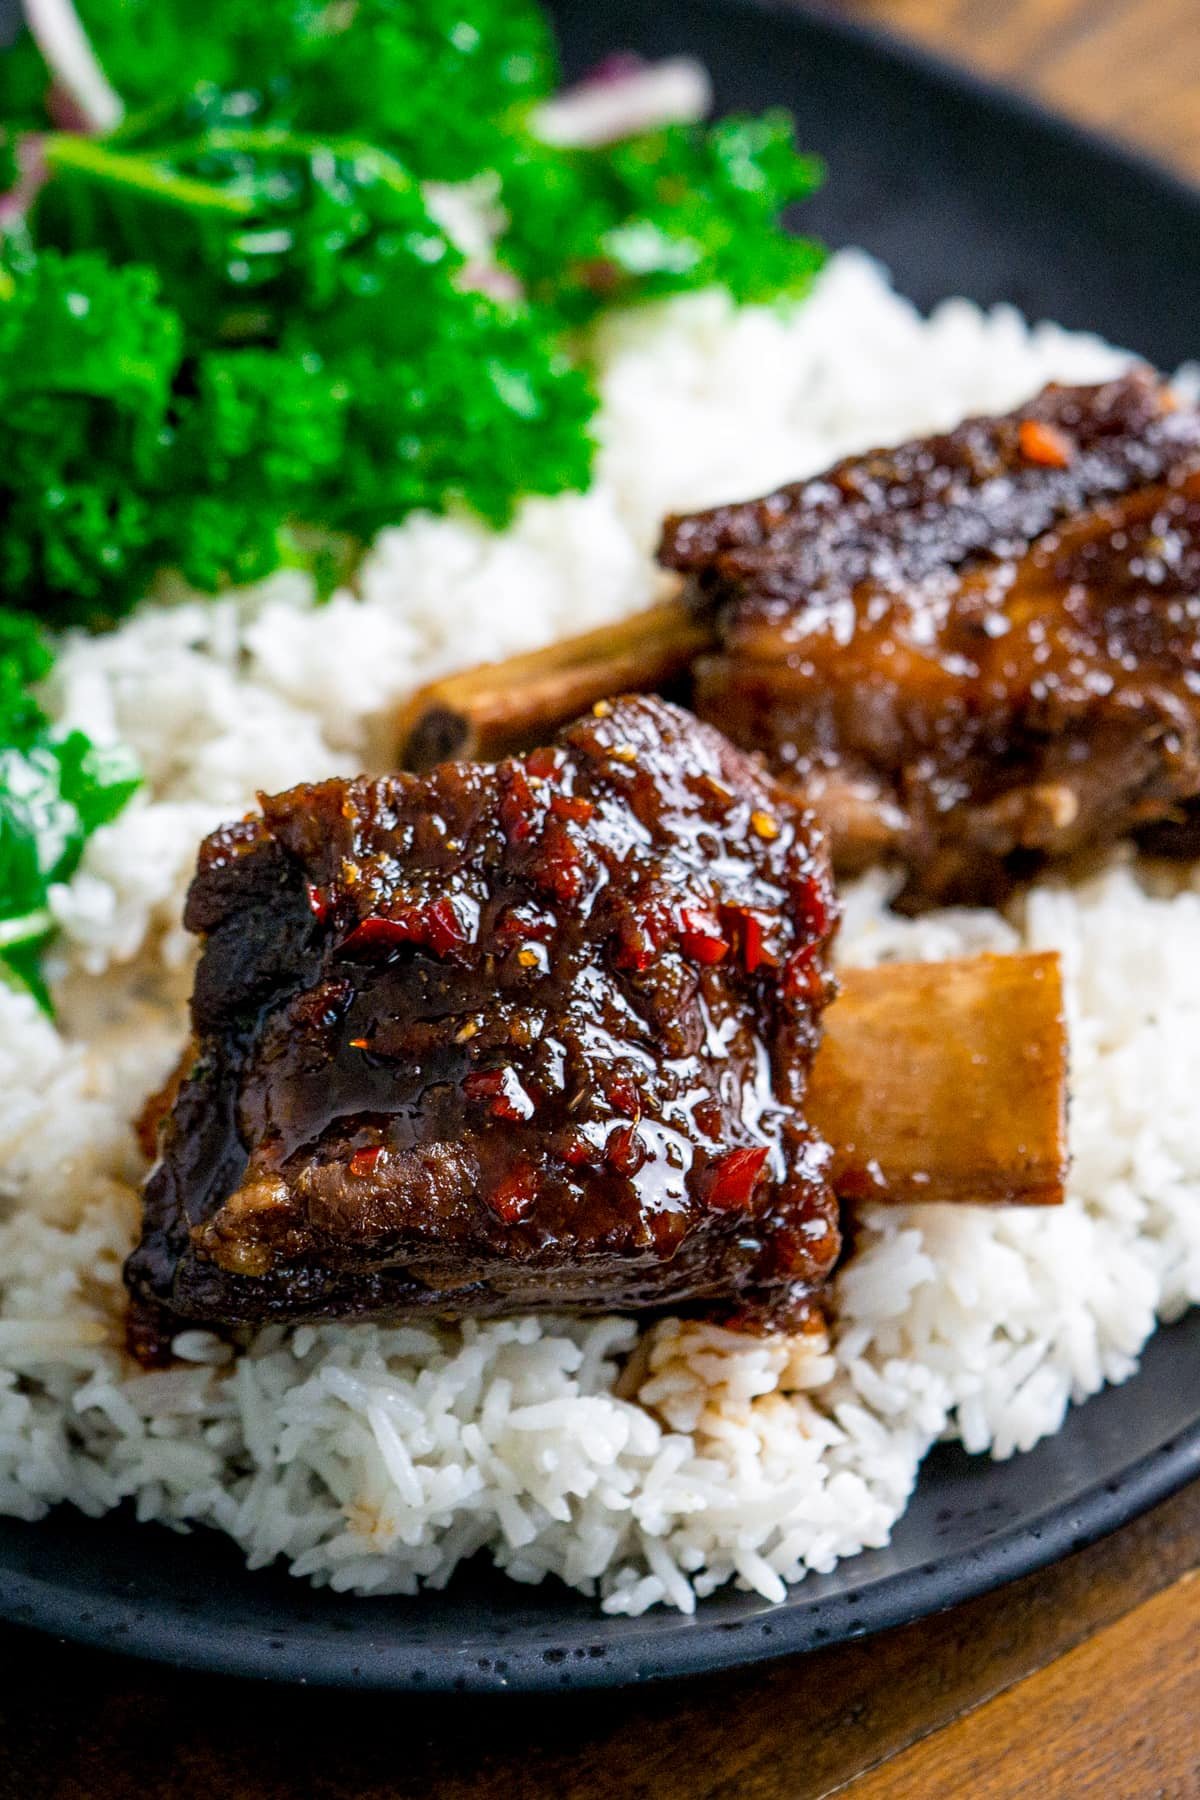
[706,1146,770,1211]
[606,1122,646,1177]
[487,1162,538,1224]
[605,1072,642,1118]
[536,822,585,904]
[463,1066,536,1122]
[677,904,729,964]
[550,793,595,824]
[560,1129,595,1167]
[721,904,774,974]
[1018,417,1074,468]
[525,746,560,780]
[341,897,469,959]
[349,1145,384,1178]
[783,943,823,1004]
[613,900,669,972]
[794,875,832,943]
[499,766,536,843]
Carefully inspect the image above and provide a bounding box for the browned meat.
[125,697,840,1334]
[660,371,1200,903]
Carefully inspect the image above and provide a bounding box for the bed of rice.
[2,250,1199,1615]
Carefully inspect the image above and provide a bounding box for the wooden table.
[4,3,1200,1794]
[845,0,1200,179]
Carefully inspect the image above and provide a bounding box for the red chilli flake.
[560,1130,596,1168]
[487,1162,537,1224]
[706,1146,769,1212]
[614,926,654,973]
[613,901,669,972]
[349,1145,384,1178]
[1018,418,1074,469]
[341,897,468,960]
[693,1098,724,1141]
[550,792,595,825]
[422,897,470,957]
[499,766,537,843]
[539,822,584,905]
[340,916,410,954]
[795,874,832,943]
[721,904,774,974]
[677,904,729,965]
[463,1067,535,1123]
[495,903,556,942]
[525,745,560,780]
[606,1122,646,1178]
[605,1072,641,1119]
[305,882,328,923]
[741,913,769,973]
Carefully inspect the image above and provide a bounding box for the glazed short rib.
[126,697,841,1334]
[661,370,1200,902]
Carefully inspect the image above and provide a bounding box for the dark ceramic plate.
[2,0,1200,1692]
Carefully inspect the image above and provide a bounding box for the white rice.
[3,250,1198,1614]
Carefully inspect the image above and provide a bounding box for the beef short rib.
[661,370,1200,903]
[126,697,840,1334]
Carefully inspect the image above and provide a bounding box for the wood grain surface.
[842,0,1200,178]
[3,3,1200,1797]
[844,1568,1200,1799]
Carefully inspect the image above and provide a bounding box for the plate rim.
[3,1416,1200,1690]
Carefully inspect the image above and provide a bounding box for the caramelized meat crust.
[661,371,1200,903]
[126,697,840,1334]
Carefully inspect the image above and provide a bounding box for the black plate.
[3,0,1200,1691]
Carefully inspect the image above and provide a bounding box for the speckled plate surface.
[2,0,1199,1691]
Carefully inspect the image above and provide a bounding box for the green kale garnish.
[160,346,348,593]
[0,245,338,618]
[315,296,596,537]
[5,1,556,179]
[0,2,826,622]
[498,113,826,327]
[0,250,182,621]
[0,609,140,1008]
[17,134,599,615]
[35,130,433,345]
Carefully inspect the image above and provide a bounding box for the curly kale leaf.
[222,0,556,182]
[0,248,351,621]
[28,137,597,582]
[309,295,596,537]
[15,0,556,181]
[3,6,827,624]
[162,346,347,591]
[0,610,54,750]
[499,112,826,327]
[0,244,181,410]
[0,609,140,1007]
[0,251,183,620]
[35,130,463,346]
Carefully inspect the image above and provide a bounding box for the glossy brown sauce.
[662,370,1200,903]
[126,697,840,1338]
